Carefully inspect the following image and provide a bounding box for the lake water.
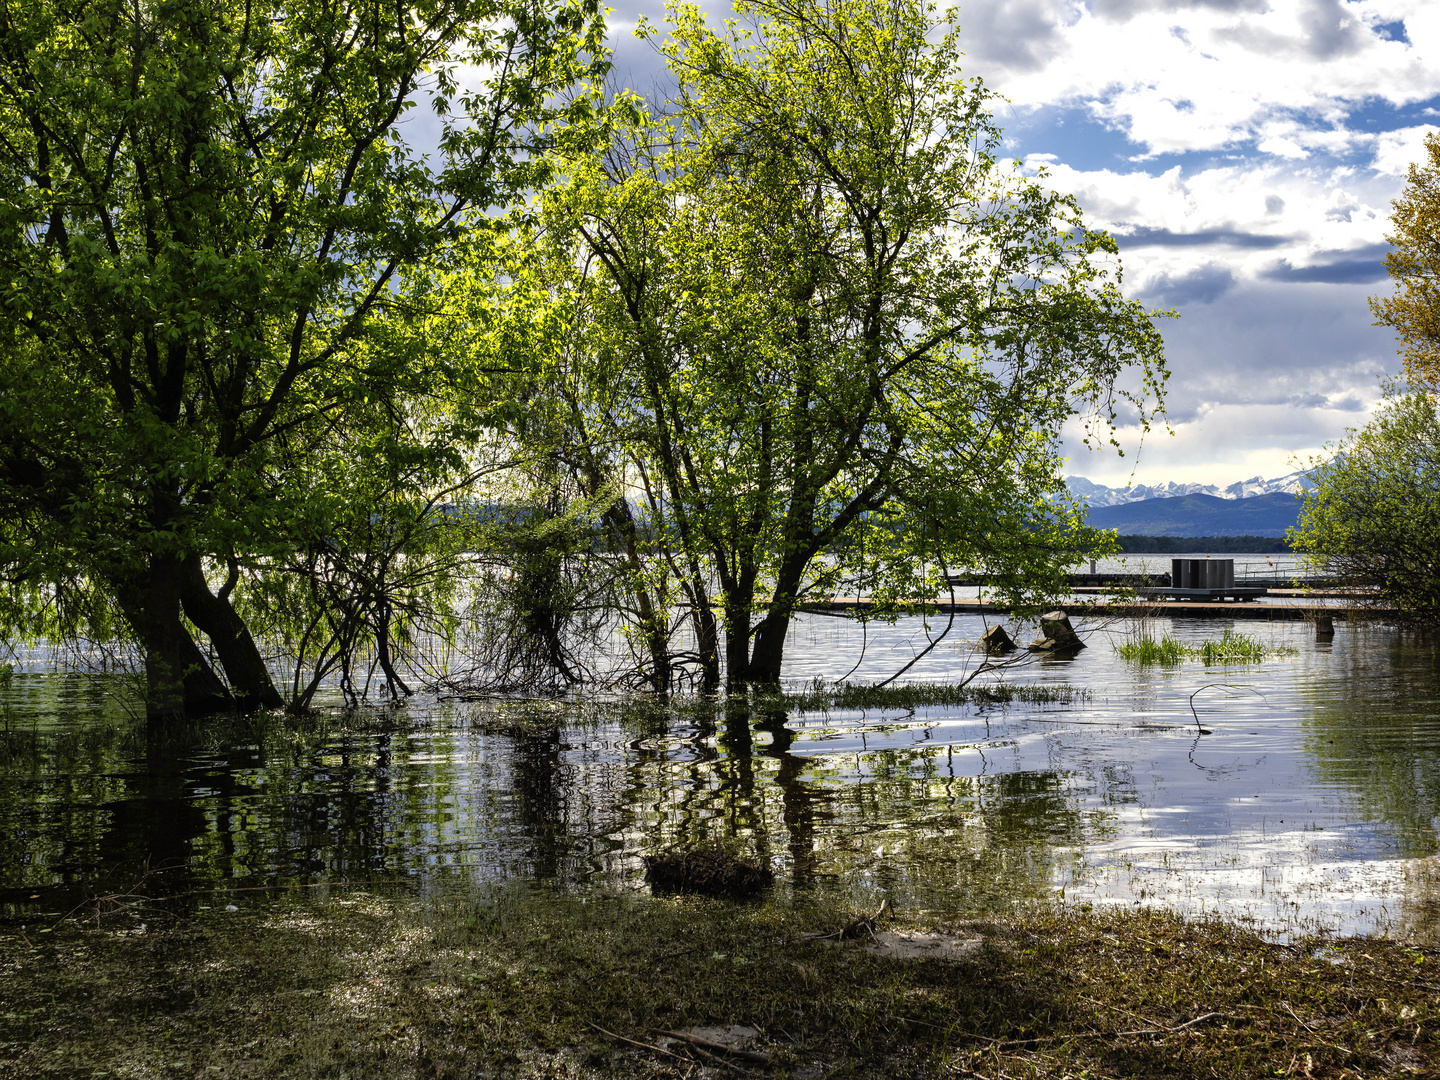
[3,610,1438,940]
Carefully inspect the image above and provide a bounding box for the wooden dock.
[802,598,1388,621]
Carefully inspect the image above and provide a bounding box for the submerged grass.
[3,888,1439,1078]
[776,679,1090,714]
[1118,627,1293,666]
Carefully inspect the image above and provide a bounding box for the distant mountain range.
[1064,471,1312,508]
[1082,492,1302,538]
[1064,472,1312,538]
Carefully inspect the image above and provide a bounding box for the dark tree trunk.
[177,553,284,711]
[692,599,720,693]
[746,550,812,687]
[747,611,790,687]
[115,555,233,726]
[723,596,754,691]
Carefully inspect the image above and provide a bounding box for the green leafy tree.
[1371,131,1440,391]
[0,0,607,722]
[496,0,1168,690]
[1291,387,1440,625]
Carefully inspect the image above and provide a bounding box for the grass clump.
[3,890,1439,1078]
[1116,632,1189,665]
[1118,627,1292,666]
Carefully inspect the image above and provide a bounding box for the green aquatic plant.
[1197,628,1271,664]
[1118,627,1291,665]
[1116,633,1188,665]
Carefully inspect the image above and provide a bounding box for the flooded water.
[2,612,1438,940]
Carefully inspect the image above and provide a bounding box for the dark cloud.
[1261,243,1391,284]
[1116,226,1291,248]
[1124,279,1395,409]
[1297,0,1367,59]
[1212,0,1367,59]
[1149,265,1236,305]
[954,0,1072,76]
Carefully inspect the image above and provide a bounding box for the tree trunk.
[693,599,720,693]
[723,594,754,691]
[747,611,790,687]
[747,551,812,687]
[177,553,284,711]
[115,556,233,726]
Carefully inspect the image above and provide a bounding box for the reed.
[1118,626,1287,665]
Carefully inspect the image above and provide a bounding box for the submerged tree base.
[3,888,1438,1077]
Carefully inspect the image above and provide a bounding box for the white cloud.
[969,0,1440,157]
[1373,125,1436,176]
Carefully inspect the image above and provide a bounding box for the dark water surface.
[3,613,1439,938]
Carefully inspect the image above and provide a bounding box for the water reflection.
[1,614,1439,939]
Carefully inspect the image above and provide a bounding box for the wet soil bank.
[3,889,1439,1078]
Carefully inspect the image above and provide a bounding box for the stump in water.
[643,848,774,898]
[981,624,1017,655]
[1029,609,1085,654]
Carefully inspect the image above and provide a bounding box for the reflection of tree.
[507,721,571,881]
[614,701,1100,906]
[755,708,823,884]
[0,675,146,897]
[7,677,1118,912]
[1302,633,1440,858]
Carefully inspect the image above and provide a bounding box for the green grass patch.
[1118,627,1293,666]
[3,888,1438,1078]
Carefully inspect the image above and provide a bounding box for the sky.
[599,0,1438,488]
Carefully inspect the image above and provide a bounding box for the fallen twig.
[584,1021,692,1065]
[960,1011,1236,1049]
[653,1029,772,1065]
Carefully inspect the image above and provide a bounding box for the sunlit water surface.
[3,610,1438,940]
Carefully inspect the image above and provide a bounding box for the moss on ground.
[3,888,1439,1078]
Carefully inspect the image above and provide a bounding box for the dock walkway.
[804,597,1389,621]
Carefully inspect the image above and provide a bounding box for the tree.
[1290,387,1440,625]
[492,0,1168,690]
[0,0,606,723]
[1372,131,1440,390]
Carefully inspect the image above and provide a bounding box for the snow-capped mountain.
[1065,471,1313,508]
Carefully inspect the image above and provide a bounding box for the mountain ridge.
[1082,491,1303,538]
[1065,470,1312,508]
